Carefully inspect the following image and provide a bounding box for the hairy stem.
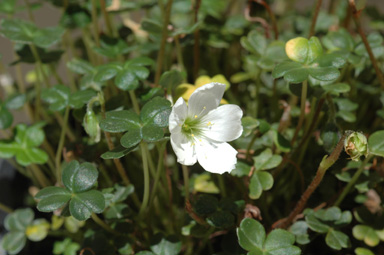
[277,133,346,229]
[0,202,13,214]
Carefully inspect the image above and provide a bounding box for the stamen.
[194,106,207,119]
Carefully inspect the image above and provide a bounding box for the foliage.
[0,0,384,254]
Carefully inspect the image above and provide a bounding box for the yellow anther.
[191,134,194,137]
[194,115,198,118]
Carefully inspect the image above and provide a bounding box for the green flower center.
[181,116,203,139]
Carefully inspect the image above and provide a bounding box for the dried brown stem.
[275,133,347,229]
[348,0,384,89]
[308,0,323,38]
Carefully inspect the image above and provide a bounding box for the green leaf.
[94,64,120,83]
[0,123,48,166]
[355,247,375,255]
[140,97,172,127]
[41,85,70,111]
[120,126,142,148]
[237,218,265,251]
[159,70,184,89]
[264,229,301,255]
[34,26,65,48]
[5,208,34,231]
[231,161,251,177]
[5,93,26,109]
[68,89,97,109]
[53,238,81,255]
[150,234,181,255]
[194,195,218,216]
[272,61,303,79]
[289,221,310,245]
[100,110,141,133]
[136,252,155,255]
[101,145,136,159]
[305,214,330,233]
[35,186,71,212]
[0,0,16,14]
[62,161,98,193]
[368,130,384,157]
[249,171,274,199]
[308,67,340,81]
[253,149,282,171]
[246,30,267,55]
[1,232,26,255]
[69,190,105,221]
[353,225,380,247]
[207,211,235,229]
[25,219,50,241]
[0,105,13,129]
[284,67,309,83]
[0,19,37,44]
[322,83,350,95]
[325,229,350,250]
[142,124,164,142]
[241,116,259,137]
[67,58,95,74]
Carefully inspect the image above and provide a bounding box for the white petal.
[200,104,243,142]
[170,132,197,166]
[196,140,237,174]
[188,82,226,118]
[169,97,188,133]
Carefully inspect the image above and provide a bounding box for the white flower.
[169,82,243,174]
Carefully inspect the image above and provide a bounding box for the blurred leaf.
[5,93,26,109]
[249,171,273,199]
[159,70,184,89]
[0,19,64,48]
[150,233,181,255]
[253,149,282,171]
[368,130,384,157]
[41,85,70,111]
[0,123,48,166]
[194,195,218,216]
[241,116,259,137]
[231,161,251,177]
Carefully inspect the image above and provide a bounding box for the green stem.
[128,90,140,114]
[100,0,116,37]
[54,112,76,142]
[174,36,185,72]
[55,106,70,183]
[246,131,259,160]
[91,0,101,46]
[91,213,121,236]
[154,0,174,85]
[30,164,50,188]
[291,80,308,146]
[182,164,190,202]
[192,0,201,79]
[29,44,50,88]
[334,155,372,206]
[49,64,64,84]
[0,202,13,213]
[23,0,35,22]
[139,142,150,216]
[149,142,167,207]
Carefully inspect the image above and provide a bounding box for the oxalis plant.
[1,0,384,254]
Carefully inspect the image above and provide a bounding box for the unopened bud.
[83,110,100,143]
[344,132,369,161]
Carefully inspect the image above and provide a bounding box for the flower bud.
[83,110,100,143]
[285,36,323,64]
[344,132,369,161]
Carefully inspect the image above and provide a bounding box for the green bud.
[285,36,323,64]
[83,110,100,143]
[344,131,369,161]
